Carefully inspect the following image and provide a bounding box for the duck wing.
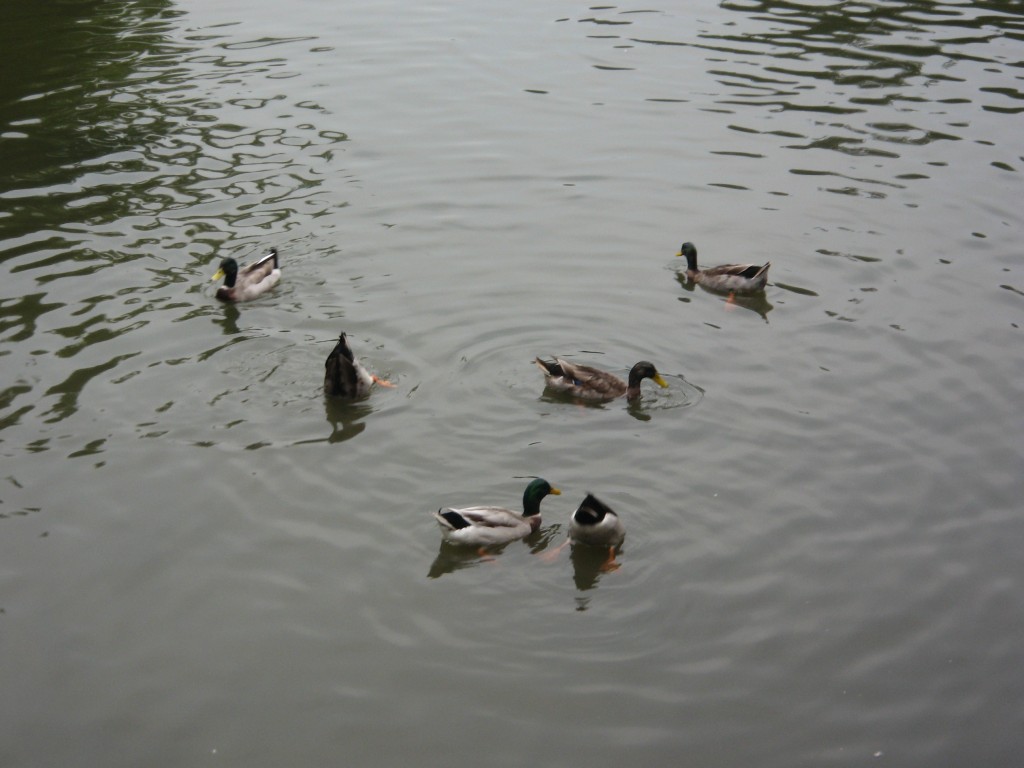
[535,357,626,399]
[703,261,769,280]
[238,249,279,282]
[441,506,523,528]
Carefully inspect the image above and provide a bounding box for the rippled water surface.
[2,1,1022,766]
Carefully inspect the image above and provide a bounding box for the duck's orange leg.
[599,546,621,573]
[539,538,570,563]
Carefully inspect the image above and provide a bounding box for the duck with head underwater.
[569,493,626,572]
[211,248,281,302]
[676,241,770,294]
[324,332,394,398]
[433,478,561,550]
[539,492,626,572]
[534,357,668,402]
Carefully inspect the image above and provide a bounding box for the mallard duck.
[569,493,625,547]
[211,249,281,302]
[535,357,668,401]
[539,492,625,570]
[433,478,561,548]
[324,332,394,398]
[570,493,625,572]
[676,242,770,294]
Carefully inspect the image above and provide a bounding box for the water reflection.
[323,398,371,444]
[570,0,1024,208]
[0,293,63,342]
[526,524,563,555]
[526,526,624,609]
[427,524,564,578]
[569,542,623,592]
[675,272,775,322]
[427,542,497,578]
[44,352,140,424]
[2,0,176,184]
[1,0,354,464]
[773,281,819,298]
[625,399,653,422]
[211,302,241,335]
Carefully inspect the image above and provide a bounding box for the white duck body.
[434,506,540,547]
[433,478,561,548]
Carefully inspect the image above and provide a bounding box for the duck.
[324,332,394,397]
[676,241,770,294]
[570,493,626,572]
[569,493,626,548]
[211,248,281,302]
[534,357,668,402]
[433,478,561,549]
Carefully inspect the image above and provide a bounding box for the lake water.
[2,1,1022,766]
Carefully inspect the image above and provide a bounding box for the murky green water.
[2,1,1022,766]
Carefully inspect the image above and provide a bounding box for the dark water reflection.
[4,1,174,179]
[568,542,622,593]
[321,398,371,444]
[428,522,576,580]
[2,0,355,459]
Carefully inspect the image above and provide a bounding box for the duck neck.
[522,490,546,517]
[625,371,645,400]
[522,497,543,517]
[684,249,699,273]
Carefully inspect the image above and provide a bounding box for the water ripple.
[2,2,1023,766]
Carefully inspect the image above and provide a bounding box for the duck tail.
[574,493,614,524]
[255,248,279,269]
[435,509,471,530]
[324,334,357,396]
[534,357,561,377]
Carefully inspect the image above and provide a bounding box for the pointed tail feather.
[254,248,279,269]
[574,493,615,525]
[535,357,562,378]
[435,509,471,530]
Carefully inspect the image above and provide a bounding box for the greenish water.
[2,1,1022,766]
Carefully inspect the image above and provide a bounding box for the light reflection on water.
[1,1,1022,766]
